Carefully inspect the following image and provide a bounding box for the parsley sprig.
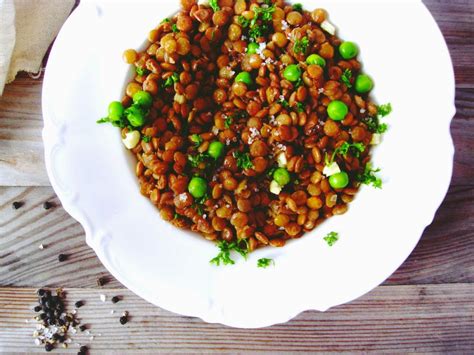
[357,164,382,188]
[292,3,303,12]
[142,135,152,143]
[324,232,339,246]
[325,141,366,166]
[293,36,309,54]
[240,4,275,41]
[190,134,203,147]
[233,151,254,170]
[135,66,149,76]
[210,240,249,266]
[163,72,179,88]
[188,153,209,168]
[341,69,352,88]
[363,102,392,134]
[257,258,275,268]
[171,23,179,33]
[209,0,220,12]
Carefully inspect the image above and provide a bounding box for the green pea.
[327,100,348,121]
[188,177,207,198]
[355,74,374,94]
[108,101,124,121]
[283,64,301,82]
[329,171,349,189]
[247,42,259,54]
[306,54,326,67]
[235,72,253,85]
[273,168,291,187]
[339,41,359,59]
[126,105,146,127]
[208,141,225,159]
[133,91,153,108]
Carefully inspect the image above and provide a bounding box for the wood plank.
[0,284,473,352]
[1,185,473,288]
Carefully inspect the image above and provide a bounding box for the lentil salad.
[98,0,391,256]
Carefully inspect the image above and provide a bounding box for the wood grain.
[1,185,473,288]
[1,285,473,353]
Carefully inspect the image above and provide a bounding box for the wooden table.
[1,1,473,352]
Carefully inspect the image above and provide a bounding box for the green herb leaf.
[233,151,254,170]
[337,142,366,158]
[278,98,290,109]
[341,68,353,88]
[188,153,209,168]
[209,0,220,12]
[293,36,309,54]
[293,3,303,12]
[97,117,109,124]
[224,116,233,129]
[161,18,170,24]
[363,116,389,134]
[357,164,382,188]
[296,102,305,113]
[377,103,392,117]
[245,4,275,40]
[210,240,249,266]
[171,23,180,33]
[190,134,203,147]
[324,231,339,246]
[238,15,250,28]
[257,258,275,268]
[142,135,152,143]
[135,66,149,76]
[163,72,179,88]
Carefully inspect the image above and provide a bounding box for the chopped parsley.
[163,72,179,88]
[278,98,290,109]
[135,66,149,76]
[241,4,275,41]
[160,18,170,24]
[363,102,392,133]
[341,69,352,88]
[233,151,254,170]
[210,240,249,266]
[337,142,365,158]
[238,15,250,28]
[296,102,305,113]
[209,0,220,12]
[357,164,382,188]
[293,36,309,54]
[142,135,152,143]
[188,153,209,168]
[378,103,392,117]
[190,134,203,147]
[292,3,303,12]
[171,23,180,33]
[324,232,339,246]
[97,115,128,129]
[257,258,275,268]
[224,116,233,129]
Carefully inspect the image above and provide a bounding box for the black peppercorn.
[12,201,23,209]
[33,305,42,312]
[43,201,53,210]
[37,289,45,296]
[52,333,60,341]
[111,296,120,304]
[119,316,128,325]
[39,313,47,320]
[96,276,107,286]
[74,300,84,308]
[45,343,54,352]
[79,324,87,332]
[79,345,88,354]
[58,254,68,262]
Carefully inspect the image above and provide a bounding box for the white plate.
[42,0,455,328]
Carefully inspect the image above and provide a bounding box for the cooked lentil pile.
[98,0,391,253]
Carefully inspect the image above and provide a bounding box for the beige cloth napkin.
[0,0,75,95]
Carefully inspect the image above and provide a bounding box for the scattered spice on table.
[111,296,120,304]
[78,345,88,355]
[39,244,45,250]
[12,201,23,209]
[74,300,84,308]
[120,311,128,325]
[58,254,68,262]
[42,201,53,210]
[96,276,108,286]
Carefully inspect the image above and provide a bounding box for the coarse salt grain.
[256,42,267,59]
[360,108,366,113]
[281,20,289,30]
[99,294,106,302]
[318,88,325,94]
[38,244,44,250]
[34,339,41,346]
[178,193,187,202]
[110,310,115,314]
